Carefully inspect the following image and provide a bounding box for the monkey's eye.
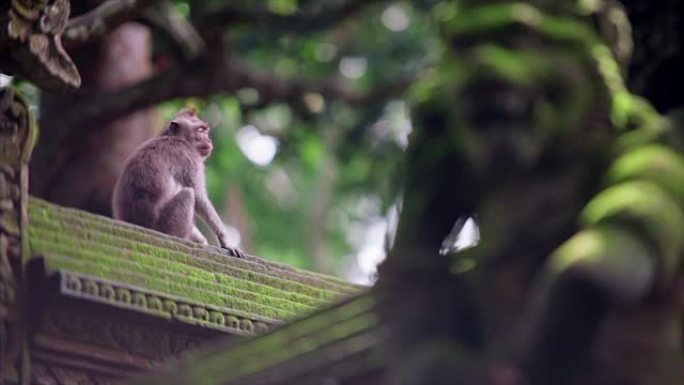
[198,126,208,133]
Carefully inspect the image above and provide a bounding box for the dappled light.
[236,125,279,167]
[339,57,369,79]
[382,4,411,32]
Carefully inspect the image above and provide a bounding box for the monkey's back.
[112,136,198,227]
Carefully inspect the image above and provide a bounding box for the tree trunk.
[308,125,338,275]
[30,22,155,216]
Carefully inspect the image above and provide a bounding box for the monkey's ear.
[168,121,180,135]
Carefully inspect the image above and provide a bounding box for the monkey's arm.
[194,189,245,258]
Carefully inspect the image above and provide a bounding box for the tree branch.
[63,0,159,47]
[138,1,205,60]
[197,0,388,32]
[47,53,418,135]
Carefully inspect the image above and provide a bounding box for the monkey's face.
[167,110,214,159]
[193,123,213,158]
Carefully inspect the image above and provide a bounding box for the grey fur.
[112,108,244,258]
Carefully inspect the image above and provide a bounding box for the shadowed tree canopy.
[1,0,683,383]
[1,0,680,277]
[20,0,432,275]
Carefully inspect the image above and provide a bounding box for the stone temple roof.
[27,197,364,336]
[123,291,385,385]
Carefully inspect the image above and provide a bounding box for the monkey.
[112,108,244,258]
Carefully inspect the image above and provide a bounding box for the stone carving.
[58,272,277,336]
[44,305,204,361]
[0,86,35,383]
[0,0,81,89]
[32,362,116,385]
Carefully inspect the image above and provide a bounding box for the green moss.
[46,255,303,320]
[612,96,670,152]
[469,45,551,86]
[606,145,684,205]
[47,252,311,316]
[443,3,545,37]
[219,319,377,382]
[27,198,365,322]
[29,204,354,295]
[30,224,341,302]
[29,198,360,296]
[550,226,653,273]
[443,3,601,49]
[580,180,684,262]
[165,294,377,385]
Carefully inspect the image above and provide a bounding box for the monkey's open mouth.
[198,145,212,156]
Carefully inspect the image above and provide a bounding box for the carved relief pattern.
[32,362,116,385]
[60,272,275,336]
[0,86,34,383]
[38,272,278,364]
[0,0,81,89]
[0,87,27,270]
[43,305,204,361]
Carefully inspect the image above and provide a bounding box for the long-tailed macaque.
[112,108,244,258]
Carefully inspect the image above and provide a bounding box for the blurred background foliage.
[18,0,679,284]
[150,1,440,282]
[5,1,682,381]
[6,0,444,283]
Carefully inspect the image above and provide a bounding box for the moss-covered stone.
[30,198,360,293]
[27,197,365,324]
[123,293,381,385]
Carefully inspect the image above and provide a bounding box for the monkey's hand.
[190,226,209,245]
[218,233,245,258]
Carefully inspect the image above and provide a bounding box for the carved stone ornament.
[0,0,81,89]
[59,272,276,337]
[32,362,116,385]
[0,86,35,384]
[42,305,205,362]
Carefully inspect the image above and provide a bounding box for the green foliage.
[159,1,436,278]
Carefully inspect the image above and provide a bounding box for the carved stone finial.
[0,85,35,384]
[0,87,36,164]
[0,0,81,89]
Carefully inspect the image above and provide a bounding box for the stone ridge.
[122,292,383,385]
[27,197,365,328]
[58,270,281,336]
